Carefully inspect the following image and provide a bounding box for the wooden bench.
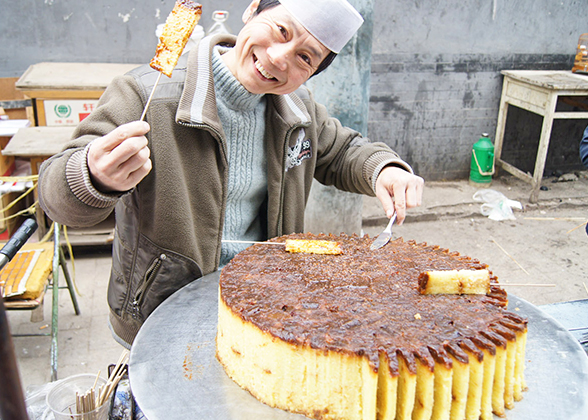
[2,125,75,175]
[2,223,79,380]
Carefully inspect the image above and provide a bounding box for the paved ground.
[4,171,588,402]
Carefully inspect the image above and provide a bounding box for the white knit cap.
[279,0,364,54]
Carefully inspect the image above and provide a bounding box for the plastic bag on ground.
[25,380,61,419]
[473,189,522,221]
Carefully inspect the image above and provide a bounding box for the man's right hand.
[87,121,152,192]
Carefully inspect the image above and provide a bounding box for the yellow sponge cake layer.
[217,295,378,420]
[217,233,528,420]
[418,270,491,295]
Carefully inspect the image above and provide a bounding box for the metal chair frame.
[5,223,80,381]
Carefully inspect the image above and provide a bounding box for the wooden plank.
[0,77,27,101]
[501,70,588,91]
[496,159,533,183]
[3,288,45,309]
[505,97,548,117]
[552,111,588,119]
[494,80,510,163]
[2,126,76,157]
[30,157,47,176]
[15,62,140,92]
[0,78,34,122]
[530,93,558,203]
[505,79,549,114]
[36,99,47,126]
[22,90,105,100]
[62,216,115,246]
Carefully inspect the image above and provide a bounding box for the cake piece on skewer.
[419,269,491,295]
[222,239,343,255]
[150,0,202,77]
[141,0,202,120]
[284,239,343,255]
[418,270,555,295]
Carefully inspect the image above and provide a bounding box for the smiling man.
[223,0,332,94]
[38,0,424,348]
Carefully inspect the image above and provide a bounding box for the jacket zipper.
[132,253,167,319]
[178,121,228,268]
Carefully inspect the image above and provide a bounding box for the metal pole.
[50,223,60,381]
[0,297,29,420]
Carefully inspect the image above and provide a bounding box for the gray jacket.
[38,35,412,346]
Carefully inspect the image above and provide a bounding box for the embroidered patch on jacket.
[286,129,312,171]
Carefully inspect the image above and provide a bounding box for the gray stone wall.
[1,0,586,180]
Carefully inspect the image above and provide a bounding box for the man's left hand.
[375,166,424,225]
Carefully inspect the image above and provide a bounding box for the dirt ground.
[362,173,588,306]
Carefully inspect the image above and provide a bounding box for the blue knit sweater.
[212,47,268,266]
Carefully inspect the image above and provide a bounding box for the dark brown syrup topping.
[220,233,527,375]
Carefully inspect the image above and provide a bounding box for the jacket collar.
[176,34,311,131]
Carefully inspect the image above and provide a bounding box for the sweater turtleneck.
[212,47,268,267]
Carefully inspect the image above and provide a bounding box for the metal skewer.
[221,240,286,245]
[492,283,556,287]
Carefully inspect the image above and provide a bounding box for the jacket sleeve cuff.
[65,142,125,208]
[363,151,414,194]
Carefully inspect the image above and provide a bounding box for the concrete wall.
[0,0,246,77]
[1,0,586,180]
[368,0,587,180]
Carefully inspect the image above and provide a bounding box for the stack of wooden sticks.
[73,351,128,418]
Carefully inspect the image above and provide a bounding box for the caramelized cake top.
[219,233,527,374]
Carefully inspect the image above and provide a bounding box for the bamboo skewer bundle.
[71,350,129,419]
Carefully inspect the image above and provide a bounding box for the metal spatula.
[370,213,397,250]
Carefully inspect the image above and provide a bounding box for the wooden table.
[494,70,588,202]
[2,126,115,245]
[2,126,75,175]
[3,126,71,240]
[16,62,140,126]
[10,62,140,244]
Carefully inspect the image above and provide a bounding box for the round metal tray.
[129,271,588,420]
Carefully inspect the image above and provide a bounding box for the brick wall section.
[1,0,586,181]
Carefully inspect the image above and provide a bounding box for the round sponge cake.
[216,233,527,420]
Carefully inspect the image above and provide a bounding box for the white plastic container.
[44,374,109,420]
[206,10,231,36]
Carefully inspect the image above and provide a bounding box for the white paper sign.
[44,100,99,126]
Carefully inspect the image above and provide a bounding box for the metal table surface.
[129,271,588,420]
[539,298,588,354]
